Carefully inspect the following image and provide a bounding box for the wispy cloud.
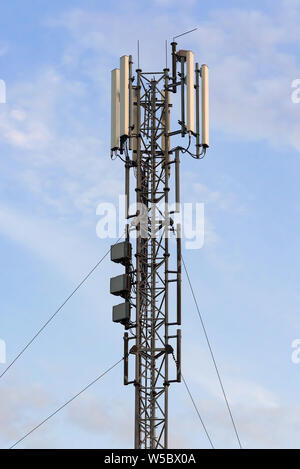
[0,1,299,449]
[0,380,53,442]
[46,1,300,152]
[0,202,101,282]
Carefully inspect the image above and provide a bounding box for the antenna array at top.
[110,41,209,156]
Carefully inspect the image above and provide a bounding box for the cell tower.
[109,41,209,449]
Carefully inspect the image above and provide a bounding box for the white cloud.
[153,0,196,7]
[175,343,300,448]
[0,202,102,283]
[193,5,300,150]
[66,395,132,446]
[0,42,9,57]
[46,2,300,152]
[3,1,298,231]
[0,381,53,442]
[0,2,299,449]
[0,65,122,217]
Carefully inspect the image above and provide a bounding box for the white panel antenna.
[186,51,195,133]
[201,64,209,147]
[111,68,120,150]
[120,55,129,138]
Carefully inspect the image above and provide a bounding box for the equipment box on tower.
[112,302,130,323]
[110,241,132,265]
[110,274,130,297]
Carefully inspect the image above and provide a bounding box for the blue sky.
[0,0,300,449]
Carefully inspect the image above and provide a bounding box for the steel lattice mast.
[110,43,209,449]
